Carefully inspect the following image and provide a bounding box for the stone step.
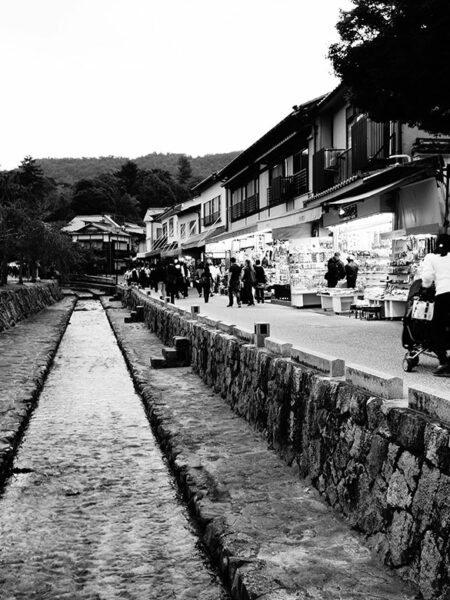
[162,348,179,362]
[150,356,168,369]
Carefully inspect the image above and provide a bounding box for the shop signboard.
[338,203,357,221]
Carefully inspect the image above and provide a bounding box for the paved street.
[144,287,450,400]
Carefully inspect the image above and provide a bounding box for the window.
[246,178,259,198]
[293,148,308,174]
[168,217,174,237]
[269,163,284,182]
[346,106,361,149]
[162,223,168,237]
[203,195,222,226]
[180,223,186,238]
[188,219,197,236]
[231,188,242,206]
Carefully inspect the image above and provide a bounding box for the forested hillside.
[37,152,241,185]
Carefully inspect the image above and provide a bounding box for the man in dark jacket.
[254,259,267,303]
[344,256,359,288]
[227,257,242,307]
[325,252,345,288]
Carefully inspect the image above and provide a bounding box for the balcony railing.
[267,169,308,207]
[352,116,393,172]
[229,193,260,222]
[312,149,344,193]
[312,118,396,194]
[203,211,221,227]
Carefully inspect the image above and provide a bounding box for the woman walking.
[201,261,214,303]
[241,259,256,306]
[421,233,450,376]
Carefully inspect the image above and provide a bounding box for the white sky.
[0,0,353,171]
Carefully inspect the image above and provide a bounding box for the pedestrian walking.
[227,257,242,307]
[209,262,220,294]
[153,261,166,298]
[325,252,345,288]
[165,260,178,303]
[254,259,267,303]
[195,262,204,297]
[178,259,189,297]
[201,262,214,303]
[421,233,450,376]
[241,259,256,306]
[344,256,359,288]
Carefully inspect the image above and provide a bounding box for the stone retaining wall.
[123,287,450,599]
[0,281,63,332]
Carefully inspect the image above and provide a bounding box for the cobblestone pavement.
[105,298,419,599]
[0,296,75,480]
[143,287,450,399]
[0,300,228,600]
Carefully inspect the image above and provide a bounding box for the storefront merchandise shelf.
[318,293,361,314]
[383,296,407,319]
[291,290,321,308]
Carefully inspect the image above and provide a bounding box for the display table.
[318,293,359,314]
[384,296,407,319]
[349,300,384,320]
[291,290,321,308]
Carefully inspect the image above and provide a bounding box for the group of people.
[227,258,267,307]
[124,260,191,302]
[125,257,269,308]
[325,252,359,289]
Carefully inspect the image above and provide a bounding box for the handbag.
[412,299,434,321]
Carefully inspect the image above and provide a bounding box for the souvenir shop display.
[287,238,333,307]
[383,235,436,318]
[317,287,361,313]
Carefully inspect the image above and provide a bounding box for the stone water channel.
[0,299,229,600]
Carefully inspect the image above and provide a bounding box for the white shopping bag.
[412,299,434,321]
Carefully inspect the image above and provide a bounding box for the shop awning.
[143,248,162,258]
[326,173,426,206]
[181,230,211,250]
[161,242,180,257]
[206,224,260,244]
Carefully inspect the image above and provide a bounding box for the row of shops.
[135,165,446,317]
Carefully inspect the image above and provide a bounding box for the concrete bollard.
[254,322,270,348]
[191,305,200,318]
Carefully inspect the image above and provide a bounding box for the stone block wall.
[123,287,450,599]
[0,282,63,332]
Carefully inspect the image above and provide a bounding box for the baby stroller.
[402,279,435,372]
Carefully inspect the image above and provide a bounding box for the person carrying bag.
[254,259,267,303]
[421,234,450,376]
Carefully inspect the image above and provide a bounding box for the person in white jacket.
[421,234,450,376]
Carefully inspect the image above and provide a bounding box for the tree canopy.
[328,0,450,134]
[0,158,85,284]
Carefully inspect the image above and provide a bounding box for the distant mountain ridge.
[37,151,241,185]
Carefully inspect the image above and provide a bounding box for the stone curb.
[345,362,404,399]
[409,385,450,426]
[264,336,293,357]
[0,296,76,487]
[232,325,255,343]
[290,345,345,377]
